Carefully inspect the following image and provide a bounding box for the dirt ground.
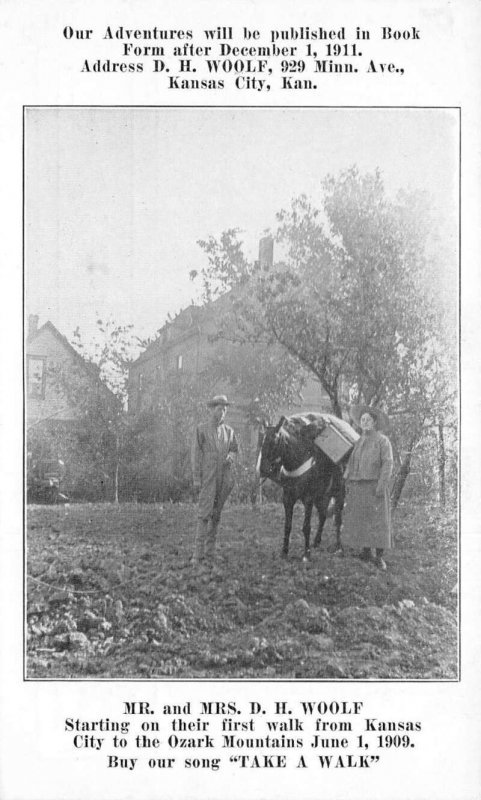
[26,499,458,680]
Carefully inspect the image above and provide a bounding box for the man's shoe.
[359,549,372,562]
[374,556,387,571]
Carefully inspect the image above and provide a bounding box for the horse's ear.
[274,416,286,433]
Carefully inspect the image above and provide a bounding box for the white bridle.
[256,423,316,479]
[280,457,315,479]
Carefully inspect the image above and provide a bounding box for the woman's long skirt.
[341,480,392,549]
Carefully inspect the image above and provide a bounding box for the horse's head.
[256,417,286,480]
[257,416,323,480]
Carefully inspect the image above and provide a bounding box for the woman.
[342,405,393,570]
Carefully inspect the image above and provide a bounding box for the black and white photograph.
[25,106,459,682]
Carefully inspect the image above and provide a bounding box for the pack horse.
[256,413,358,560]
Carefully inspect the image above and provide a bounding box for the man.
[191,394,239,569]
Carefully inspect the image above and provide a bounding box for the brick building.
[127,239,330,458]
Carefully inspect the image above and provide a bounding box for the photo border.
[23,103,461,684]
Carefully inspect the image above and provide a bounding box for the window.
[27,355,46,398]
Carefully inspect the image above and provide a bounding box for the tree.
[205,340,305,424]
[45,320,143,502]
[195,167,457,504]
[71,318,141,399]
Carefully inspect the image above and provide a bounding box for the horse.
[256,413,349,560]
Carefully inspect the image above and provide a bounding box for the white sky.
[25,106,458,347]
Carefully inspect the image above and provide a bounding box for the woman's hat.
[349,404,390,432]
[207,394,232,408]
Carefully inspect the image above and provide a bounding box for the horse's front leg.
[313,488,329,548]
[302,499,314,560]
[313,499,326,549]
[282,497,294,558]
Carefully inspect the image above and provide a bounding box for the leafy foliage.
[29,320,144,502]
[195,167,457,503]
[206,341,304,425]
[71,318,141,400]
[193,229,252,301]
[122,371,215,502]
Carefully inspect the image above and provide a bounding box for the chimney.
[28,314,39,339]
[259,235,273,270]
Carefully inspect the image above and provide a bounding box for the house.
[26,314,105,430]
[26,315,121,500]
[127,238,331,456]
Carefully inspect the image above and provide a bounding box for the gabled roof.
[130,291,237,368]
[27,320,114,397]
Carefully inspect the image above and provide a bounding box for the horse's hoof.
[313,538,321,548]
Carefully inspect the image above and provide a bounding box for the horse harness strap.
[280,457,315,479]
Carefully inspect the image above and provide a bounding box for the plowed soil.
[26,500,458,680]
